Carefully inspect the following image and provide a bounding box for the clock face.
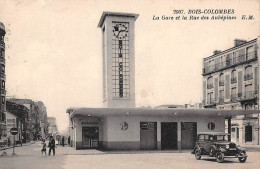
[113,23,128,39]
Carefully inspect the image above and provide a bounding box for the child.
[41,140,47,155]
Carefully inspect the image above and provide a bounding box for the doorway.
[161,122,177,150]
[245,125,252,142]
[140,122,157,150]
[82,127,99,149]
[181,122,197,149]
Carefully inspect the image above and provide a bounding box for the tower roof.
[98,11,139,28]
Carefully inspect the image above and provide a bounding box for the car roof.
[197,132,229,135]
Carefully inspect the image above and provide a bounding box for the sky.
[0,0,259,131]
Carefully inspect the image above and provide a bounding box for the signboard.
[10,128,18,135]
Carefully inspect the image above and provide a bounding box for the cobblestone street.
[1,142,260,169]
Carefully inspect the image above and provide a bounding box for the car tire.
[195,148,201,160]
[209,147,215,157]
[216,152,224,163]
[238,151,247,163]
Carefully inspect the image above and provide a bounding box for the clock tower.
[98,12,139,108]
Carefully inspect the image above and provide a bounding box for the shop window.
[208,122,215,130]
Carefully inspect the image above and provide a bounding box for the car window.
[198,135,204,141]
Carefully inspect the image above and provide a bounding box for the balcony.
[207,84,214,89]
[219,97,224,103]
[238,91,257,101]
[202,51,257,75]
[244,73,253,81]
[231,77,237,84]
[219,81,224,86]
[205,98,217,105]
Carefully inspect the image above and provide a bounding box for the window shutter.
[238,71,242,94]
[255,67,258,93]
[203,81,206,102]
[214,77,218,100]
[225,75,230,99]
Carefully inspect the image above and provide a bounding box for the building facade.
[6,101,29,143]
[47,117,58,136]
[7,98,44,141]
[66,12,260,151]
[0,22,6,145]
[202,37,260,145]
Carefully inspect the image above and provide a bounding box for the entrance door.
[161,122,177,150]
[82,127,99,149]
[245,125,252,142]
[140,122,157,150]
[181,122,197,149]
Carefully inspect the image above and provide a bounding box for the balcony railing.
[238,91,257,100]
[219,81,224,86]
[244,73,253,81]
[205,98,217,105]
[203,51,257,75]
[231,77,237,84]
[219,97,224,103]
[207,84,214,89]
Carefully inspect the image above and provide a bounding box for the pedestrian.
[48,136,56,156]
[68,136,70,146]
[62,136,65,147]
[41,140,47,155]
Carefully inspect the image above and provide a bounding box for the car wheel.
[216,152,224,163]
[195,148,201,160]
[238,151,247,163]
[209,147,215,157]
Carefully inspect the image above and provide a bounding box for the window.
[207,92,214,104]
[246,46,254,60]
[207,76,213,89]
[198,135,205,141]
[1,80,5,89]
[244,66,253,80]
[1,96,5,104]
[231,70,237,83]
[208,122,215,130]
[231,87,237,101]
[219,73,224,86]
[245,84,253,99]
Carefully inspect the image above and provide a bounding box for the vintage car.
[191,132,247,163]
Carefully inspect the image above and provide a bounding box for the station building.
[67,12,260,150]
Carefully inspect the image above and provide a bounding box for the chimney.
[234,39,247,47]
[213,50,222,55]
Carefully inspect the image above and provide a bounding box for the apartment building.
[0,22,6,145]
[202,37,260,145]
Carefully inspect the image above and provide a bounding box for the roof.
[197,132,228,135]
[98,11,139,28]
[67,107,260,119]
[203,38,258,61]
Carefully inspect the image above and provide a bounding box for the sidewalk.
[0,141,35,151]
